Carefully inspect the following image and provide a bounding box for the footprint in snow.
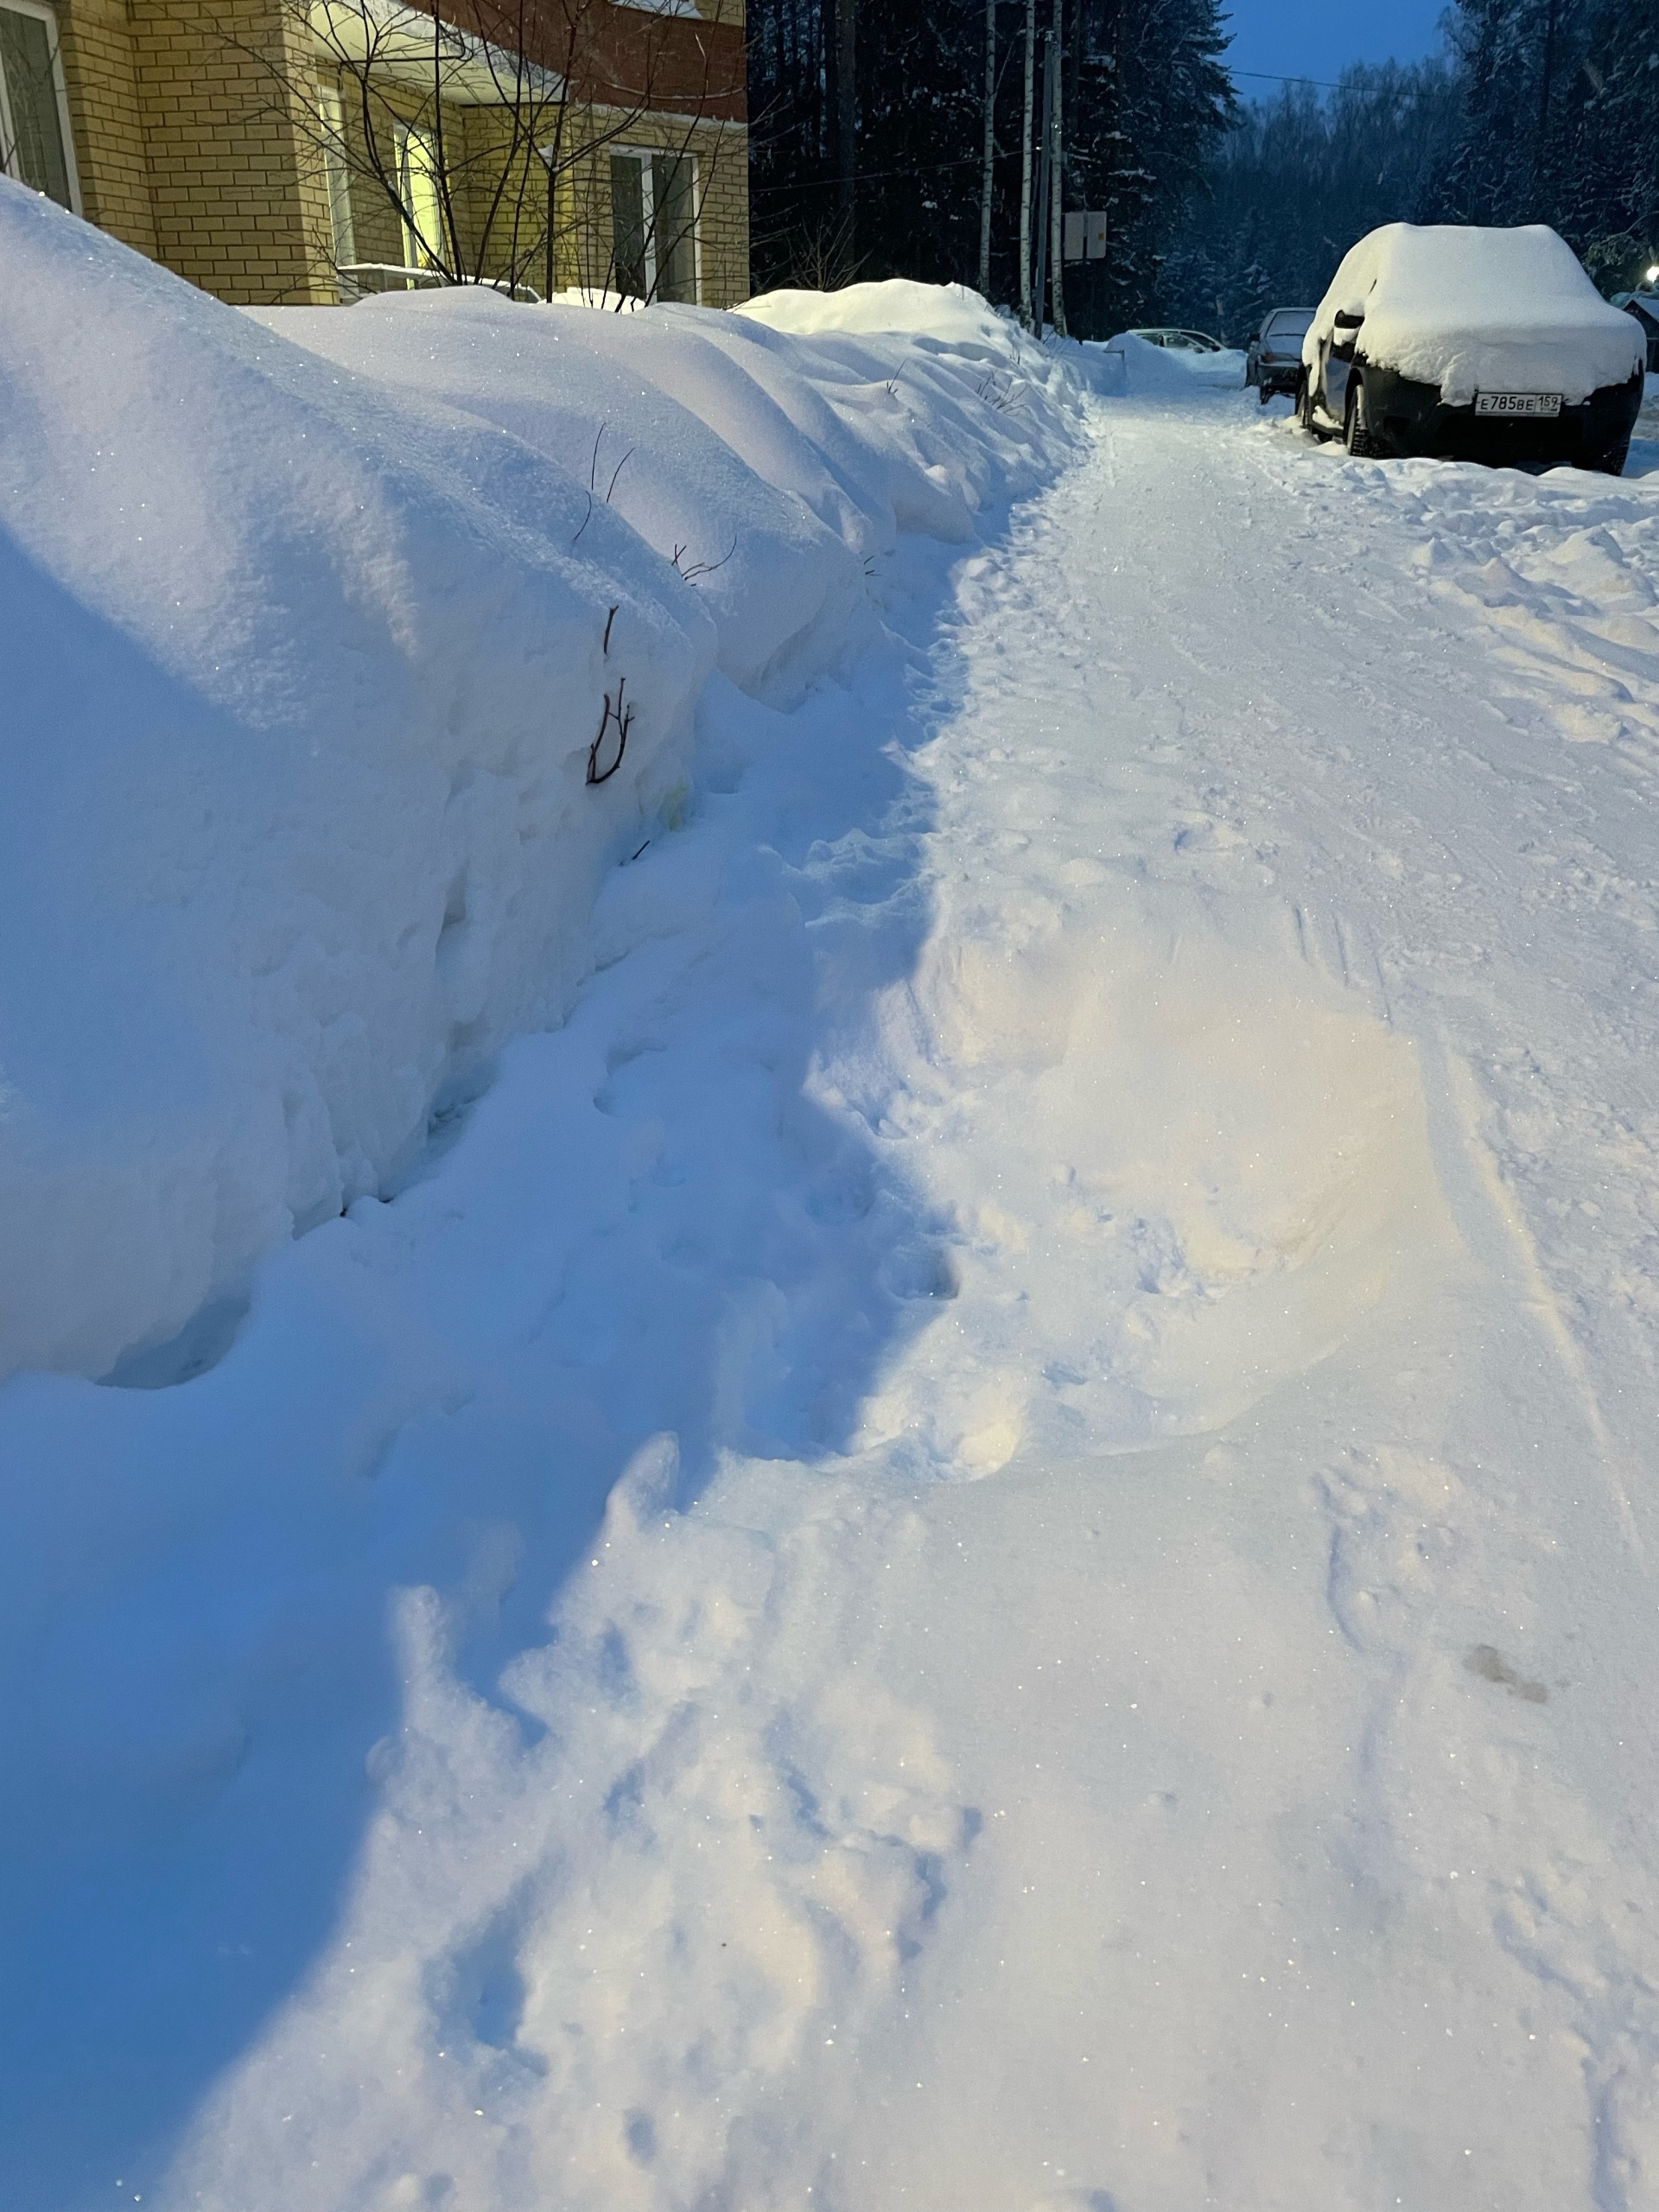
[1465,1643,1549,1703]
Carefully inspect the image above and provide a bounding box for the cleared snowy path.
[17,385,1659,2212]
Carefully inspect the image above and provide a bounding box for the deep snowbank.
[1308,223,1643,404]
[0,186,1082,1383]
[249,282,1072,699]
[0,185,710,1385]
[736,275,1016,351]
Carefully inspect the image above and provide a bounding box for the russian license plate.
[1476,391,1562,417]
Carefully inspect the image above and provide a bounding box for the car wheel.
[1593,436,1631,476]
[1344,377,1380,458]
[1296,372,1321,437]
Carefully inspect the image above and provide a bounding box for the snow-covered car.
[1128,327,1226,353]
[1298,224,1645,472]
[1246,308,1313,403]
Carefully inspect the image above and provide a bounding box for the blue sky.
[1220,0,1450,88]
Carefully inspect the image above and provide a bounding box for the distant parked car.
[1246,308,1314,403]
[1298,224,1644,473]
[1128,327,1227,353]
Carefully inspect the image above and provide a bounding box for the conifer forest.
[745,0,1659,338]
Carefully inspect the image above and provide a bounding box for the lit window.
[0,0,79,213]
[610,149,697,304]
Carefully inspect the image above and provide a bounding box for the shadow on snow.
[0,516,1000,2209]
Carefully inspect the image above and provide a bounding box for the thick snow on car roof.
[1306,223,1643,406]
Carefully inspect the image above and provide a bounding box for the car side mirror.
[1333,310,1365,330]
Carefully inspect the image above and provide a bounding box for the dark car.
[1297,223,1644,473]
[1246,308,1313,404]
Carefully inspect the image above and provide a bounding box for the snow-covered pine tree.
[1058,0,1234,334]
[1546,0,1659,286]
[1427,0,1659,281]
[748,0,838,289]
[747,0,1233,318]
[1158,62,1462,340]
[1432,0,1584,225]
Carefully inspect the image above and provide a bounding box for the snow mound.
[1101,330,1248,391]
[689,299,1079,537]
[255,287,1080,688]
[1307,223,1643,406]
[738,277,1014,353]
[0,200,1083,1386]
[246,289,868,702]
[0,181,710,1385]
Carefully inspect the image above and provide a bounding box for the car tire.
[1297,372,1323,438]
[1258,383,1270,406]
[1593,436,1630,476]
[1344,377,1380,458]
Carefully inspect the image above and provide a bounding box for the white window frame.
[393,118,446,275]
[690,166,703,305]
[0,0,82,215]
[610,144,699,306]
[317,85,357,278]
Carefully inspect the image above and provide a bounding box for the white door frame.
[611,144,699,305]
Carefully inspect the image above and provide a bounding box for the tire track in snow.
[1064,394,1659,2204]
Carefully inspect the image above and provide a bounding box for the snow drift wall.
[251,278,1074,697]
[0,182,1081,1384]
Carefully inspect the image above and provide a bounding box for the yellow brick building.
[0,0,750,306]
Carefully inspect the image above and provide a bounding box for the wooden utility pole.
[1018,0,1035,322]
[1031,30,1050,332]
[978,0,995,297]
[1048,0,1065,335]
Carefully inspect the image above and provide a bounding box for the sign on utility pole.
[1063,210,1108,262]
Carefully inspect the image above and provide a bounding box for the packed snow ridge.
[0,184,1087,1384]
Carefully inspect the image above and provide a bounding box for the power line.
[1232,67,1345,90]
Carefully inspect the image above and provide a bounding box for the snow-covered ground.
[9,238,1659,2210]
